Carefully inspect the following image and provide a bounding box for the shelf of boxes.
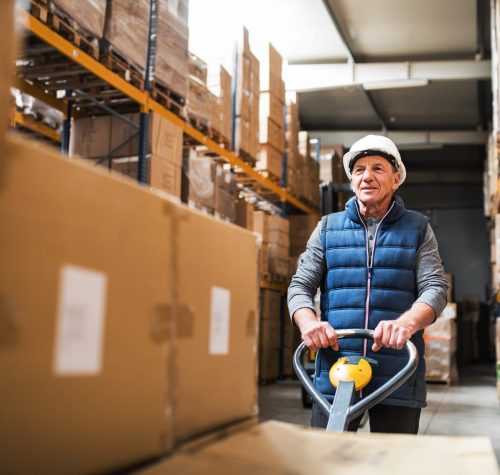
[15,8,316,216]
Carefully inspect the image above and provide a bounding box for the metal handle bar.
[293,328,418,420]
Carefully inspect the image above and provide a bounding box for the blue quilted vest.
[315,195,429,408]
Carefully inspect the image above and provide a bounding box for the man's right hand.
[293,308,339,351]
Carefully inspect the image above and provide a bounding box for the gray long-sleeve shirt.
[288,216,448,321]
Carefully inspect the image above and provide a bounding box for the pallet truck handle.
[293,328,419,421]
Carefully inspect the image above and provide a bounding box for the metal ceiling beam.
[285,60,492,92]
[310,130,489,147]
[321,0,387,130]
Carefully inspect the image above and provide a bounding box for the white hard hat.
[343,135,406,185]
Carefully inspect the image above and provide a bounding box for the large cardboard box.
[235,198,255,230]
[70,112,183,166]
[425,316,458,383]
[260,92,284,129]
[133,420,499,475]
[0,136,174,475]
[1,136,260,472]
[173,206,259,442]
[52,0,106,38]
[257,144,282,179]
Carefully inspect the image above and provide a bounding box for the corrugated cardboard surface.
[0,136,260,472]
[134,420,499,475]
[52,0,106,38]
[0,136,174,475]
[70,112,182,165]
[172,207,259,442]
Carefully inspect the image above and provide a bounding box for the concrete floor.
[258,365,500,464]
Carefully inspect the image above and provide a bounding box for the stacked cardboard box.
[257,44,285,180]
[234,27,260,161]
[50,0,107,39]
[186,53,209,126]
[259,289,282,381]
[207,66,233,145]
[235,197,255,231]
[215,165,238,222]
[284,108,320,209]
[186,148,238,222]
[186,148,217,212]
[69,112,183,197]
[104,0,189,99]
[0,134,259,474]
[319,144,345,184]
[485,132,499,218]
[288,213,321,270]
[425,303,458,384]
[285,96,301,197]
[253,211,290,277]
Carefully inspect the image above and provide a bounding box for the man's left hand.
[372,319,413,352]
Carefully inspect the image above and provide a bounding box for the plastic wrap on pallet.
[51,0,106,38]
[187,149,216,210]
[104,0,149,71]
[189,52,207,84]
[208,90,221,134]
[186,77,209,124]
[155,0,189,98]
[207,65,232,144]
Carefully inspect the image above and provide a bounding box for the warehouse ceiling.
[190,0,492,175]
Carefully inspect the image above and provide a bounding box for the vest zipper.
[355,201,395,398]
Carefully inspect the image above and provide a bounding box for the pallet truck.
[293,328,418,432]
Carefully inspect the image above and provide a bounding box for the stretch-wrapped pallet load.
[186,147,237,222]
[253,211,290,278]
[186,54,209,126]
[424,303,458,384]
[259,289,282,382]
[155,0,189,99]
[104,0,189,100]
[234,27,260,162]
[50,0,107,39]
[207,66,232,145]
[257,44,285,181]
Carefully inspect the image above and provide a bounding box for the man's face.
[350,155,401,208]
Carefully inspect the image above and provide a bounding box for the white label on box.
[54,265,108,376]
[209,286,231,355]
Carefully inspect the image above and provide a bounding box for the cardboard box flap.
[135,420,498,475]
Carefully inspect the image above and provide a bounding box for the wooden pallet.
[208,127,230,149]
[258,170,282,184]
[151,81,185,117]
[100,46,145,90]
[235,148,257,166]
[186,114,209,135]
[30,0,100,59]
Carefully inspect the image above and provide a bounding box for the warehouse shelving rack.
[15,8,316,217]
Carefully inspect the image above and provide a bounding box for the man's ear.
[393,172,401,190]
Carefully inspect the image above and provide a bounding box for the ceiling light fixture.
[362,78,430,91]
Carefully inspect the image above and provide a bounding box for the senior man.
[288,134,448,434]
